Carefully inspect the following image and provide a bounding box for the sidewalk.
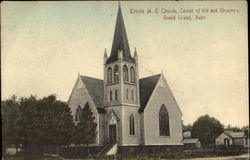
[186,153,249,160]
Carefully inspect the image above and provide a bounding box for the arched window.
[130,67,135,83]
[114,65,119,83]
[75,106,81,122]
[129,115,135,135]
[131,89,134,100]
[126,89,129,100]
[115,89,118,100]
[159,105,170,136]
[123,65,128,82]
[110,90,113,101]
[108,67,112,84]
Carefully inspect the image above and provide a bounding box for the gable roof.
[78,74,165,114]
[106,4,135,64]
[80,76,105,113]
[182,138,199,144]
[224,131,245,138]
[139,74,161,112]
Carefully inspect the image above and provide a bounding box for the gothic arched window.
[129,114,135,135]
[114,65,119,83]
[75,106,81,122]
[126,89,129,100]
[159,105,170,136]
[131,89,134,100]
[130,67,135,83]
[108,67,112,84]
[115,89,118,100]
[123,65,129,82]
[110,90,113,101]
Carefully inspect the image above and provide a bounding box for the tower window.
[129,114,135,135]
[108,67,112,84]
[123,65,129,82]
[159,105,170,136]
[126,89,129,100]
[114,65,119,83]
[110,90,113,101]
[131,89,134,100]
[115,89,118,100]
[130,67,135,83]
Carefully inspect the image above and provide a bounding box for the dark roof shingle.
[80,76,105,113]
[139,74,161,112]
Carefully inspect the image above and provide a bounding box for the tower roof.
[106,3,135,64]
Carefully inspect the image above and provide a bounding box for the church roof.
[106,4,135,64]
[79,74,161,113]
[80,76,105,113]
[139,74,161,112]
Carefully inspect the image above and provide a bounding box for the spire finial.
[134,47,138,57]
[104,48,107,57]
[78,71,80,76]
[118,1,121,8]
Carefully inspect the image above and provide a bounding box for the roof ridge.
[139,74,161,80]
[80,75,103,81]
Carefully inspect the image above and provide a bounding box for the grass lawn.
[4,150,249,160]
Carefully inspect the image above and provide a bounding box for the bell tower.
[103,4,140,108]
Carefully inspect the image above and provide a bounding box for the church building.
[68,4,183,154]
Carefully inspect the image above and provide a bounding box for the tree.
[1,94,75,155]
[242,125,249,139]
[224,125,242,132]
[37,95,74,153]
[73,102,97,155]
[18,95,41,154]
[1,95,22,155]
[183,123,192,132]
[191,114,224,147]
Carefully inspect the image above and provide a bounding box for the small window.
[126,89,129,100]
[129,115,135,135]
[108,67,112,84]
[114,65,119,83]
[123,65,129,82]
[110,90,113,101]
[131,90,134,100]
[75,106,81,122]
[130,67,135,83]
[115,89,118,100]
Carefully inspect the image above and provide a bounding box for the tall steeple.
[106,3,135,64]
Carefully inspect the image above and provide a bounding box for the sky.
[1,1,248,127]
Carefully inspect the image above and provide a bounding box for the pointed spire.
[106,3,135,64]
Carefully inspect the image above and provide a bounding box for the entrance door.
[109,124,116,143]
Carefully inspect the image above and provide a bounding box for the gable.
[139,74,161,112]
[68,75,105,113]
[217,133,232,140]
[138,74,182,115]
